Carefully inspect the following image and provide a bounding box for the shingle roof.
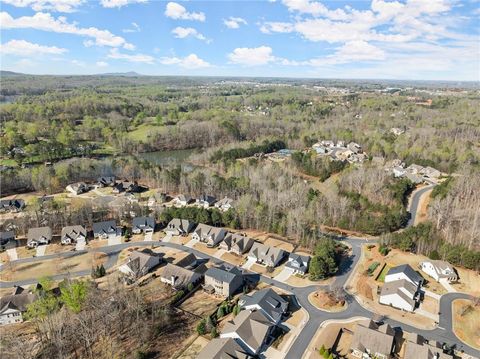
[132,216,155,230]
[387,264,423,285]
[27,227,52,242]
[61,225,87,241]
[197,337,252,359]
[380,279,417,308]
[92,220,117,235]
[248,243,287,266]
[239,288,288,323]
[351,320,395,357]
[0,292,36,313]
[205,266,243,284]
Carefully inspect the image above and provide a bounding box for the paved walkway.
[162,233,172,242]
[185,238,198,248]
[75,240,86,251]
[423,289,441,300]
[439,278,457,293]
[144,232,153,241]
[273,268,293,283]
[108,235,122,246]
[6,248,18,261]
[241,258,255,270]
[35,245,47,257]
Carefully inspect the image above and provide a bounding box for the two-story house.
[192,224,227,247]
[204,266,244,297]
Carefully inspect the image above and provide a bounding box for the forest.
[1,75,479,269]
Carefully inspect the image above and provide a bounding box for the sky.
[0,0,479,80]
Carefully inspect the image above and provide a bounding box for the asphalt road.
[407,184,436,227]
[1,237,478,358]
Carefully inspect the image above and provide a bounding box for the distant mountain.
[97,71,143,77]
[1,70,26,76]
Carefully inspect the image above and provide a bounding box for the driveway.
[423,290,441,300]
[242,258,256,270]
[108,235,122,246]
[439,278,457,293]
[75,239,86,251]
[35,245,47,257]
[273,268,293,283]
[416,308,439,322]
[6,248,18,261]
[162,233,172,242]
[144,232,153,241]
[185,238,199,248]
[212,248,226,259]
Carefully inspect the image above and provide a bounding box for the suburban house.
[27,227,52,248]
[285,253,310,275]
[204,265,244,297]
[421,166,441,179]
[173,194,193,207]
[61,225,87,245]
[113,180,139,193]
[97,176,116,187]
[197,337,252,359]
[147,192,170,208]
[66,182,89,195]
[238,288,289,325]
[0,231,17,250]
[193,224,227,247]
[173,252,201,268]
[132,216,155,234]
[384,264,423,288]
[214,197,234,212]
[420,260,458,283]
[164,218,196,236]
[196,194,217,208]
[406,164,424,175]
[160,263,205,290]
[247,243,287,267]
[118,249,161,282]
[221,309,274,355]
[220,233,254,255]
[348,142,362,153]
[404,333,452,359]
[379,279,419,312]
[350,320,396,359]
[0,287,37,325]
[0,199,25,213]
[92,220,120,239]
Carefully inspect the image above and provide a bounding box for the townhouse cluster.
[311,140,368,164]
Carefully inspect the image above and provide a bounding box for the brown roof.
[350,320,395,357]
[0,292,36,313]
[197,338,252,359]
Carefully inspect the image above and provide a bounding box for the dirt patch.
[286,273,333,287]
[356,275,374,300]
[309,290,347,312]
[192,243,218,256]
[1,252,107,281]
[179,290,223,317]
[453,299,480,350]
[263,236,295,253]
[177,336,209,359]
[421,295,439,315]
[220,252,245,266]
[285,308,307,328]
[250,263,284,278]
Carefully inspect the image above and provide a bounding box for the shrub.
[196,319,206,335]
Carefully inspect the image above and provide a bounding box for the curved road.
[1,237,478,358]
[407,184,436,227]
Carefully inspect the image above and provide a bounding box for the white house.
[214,197,234,212]
[379,279,418,312]
[61,225,87,245]
[0,287,36,325]
[420,260,458,283]
[384,264,423,288]
[285,253,310,275]
[192,224,227,247]
[173,195,193,207]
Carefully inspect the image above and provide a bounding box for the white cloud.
[282,0,350,20]
[71,59,86,67]
[228,46,276,66]
[100,0,147,8]
[165,2,205,21]
[260,22,294,34]
[0,11,134,49]
[107,48,154,63]
[123,22,141,33]
[171,27,210,42]
[1,0,85,13]
[0,39,67,56]
[96,61,109,67]
[306,40,386,66]
[159,54,210,69]
[223,17,247,29]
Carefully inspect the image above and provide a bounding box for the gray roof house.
[196,194,217,208]
[174,194,193,207]
[132,216,155,234]
[247,243,287,267]
[66,182,89,195]
[92,220,119,239]
[214,197,234,212]
[220,233,254,255]
[0,287,37,325]
[164,218,196,236]
[238,288,289,325]
[160,263,205,290]
[350,320,396,359]
[119,249,161,282]
[193,224,227,247]
[27,227,52,248]
[221,309,274,355]
[197,337,252,359]
[61,225,87,245]
[285,253,310,275]
[385,264,423,288]
[379,279,419,312]
[403,333,452,359]
[97,176,116,187]
[113,180,139,193]
[204,265,244,297]
[0,231,17,250]
[0,199,25,212]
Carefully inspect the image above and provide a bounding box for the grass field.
[376,264,390,282]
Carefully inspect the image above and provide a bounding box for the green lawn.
[127,123,164,141]
[376,264,390,282]
[0,158,18,167]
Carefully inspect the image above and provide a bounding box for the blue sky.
[1,0,479,80]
